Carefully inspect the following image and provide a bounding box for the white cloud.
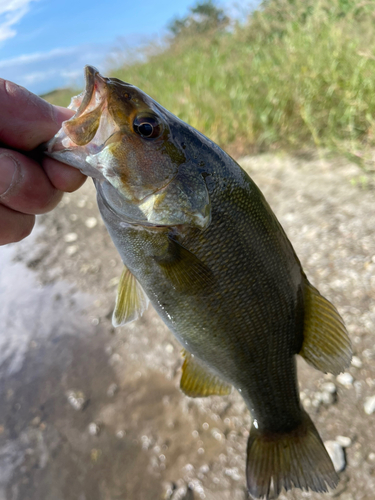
[0,42,111,95]
[21,69,55,85]
[0,0,36,43]
[0,46,79,68]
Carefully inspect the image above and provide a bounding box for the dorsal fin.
[299,279,352,375]
[112,266,149,327]
[180,350,232,398]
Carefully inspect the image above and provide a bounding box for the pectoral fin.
[112,266,149,327]
[155,236,215,294]
[180,350,232,398]
[299,279,352,375]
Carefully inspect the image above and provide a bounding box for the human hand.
[0,79,86,245]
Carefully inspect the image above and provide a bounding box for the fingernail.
[0,155,18,196]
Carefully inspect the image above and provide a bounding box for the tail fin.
[246,410,338,499]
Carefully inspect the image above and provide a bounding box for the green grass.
[41,88,79,108]
[43,0,375,162]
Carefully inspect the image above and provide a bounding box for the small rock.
[165,343,174,353]
[107,383,118,397]
[364,396,375,415]
[108,276,120,287]
[354,380,363,397]
[340,494,354,500]
[336,372,353,388]
[85,217,98,228]
[351,356,363,368]
[303,397,311,408]
[66,390,87,411]
[77,198,86,208]
[321,382,336,394]
[211,428,224,441]
[90,448,101,462]
[336,435,352,448]
[312,394,322,408]
[363,348,373,359]
[88,422,101,436]
[199,464,209,474]
[320,391,335,405]
[224,467,241,481]
[64,232,78,243]
[324,440,346,472]
[168,486,193,500]
[65,245,78,256]
[31,416,41,427]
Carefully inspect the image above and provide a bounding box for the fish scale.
[46,66,352,499]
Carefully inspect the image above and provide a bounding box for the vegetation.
[168,0,229,37]
[44,0,375,162]
[41,88,79,108]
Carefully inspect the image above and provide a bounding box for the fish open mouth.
[45,66,121,178]
[47,66,109,152]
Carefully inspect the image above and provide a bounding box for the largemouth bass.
[46,66,352,499]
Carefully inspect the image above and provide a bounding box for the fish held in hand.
[46,66,352,499]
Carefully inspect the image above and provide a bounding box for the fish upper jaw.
[45,66,118,180]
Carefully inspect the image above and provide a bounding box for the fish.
[46,66,352,499]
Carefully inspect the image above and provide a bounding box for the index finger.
[0,78,75,151]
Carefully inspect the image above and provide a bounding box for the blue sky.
[0,0,248,96]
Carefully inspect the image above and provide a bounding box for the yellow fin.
[180,350,232,398]
[300,279,352,375]
[112,267,149,327]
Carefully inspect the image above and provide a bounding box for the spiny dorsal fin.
[180,350,232,398]
[300,279,352,375]
[155,236,215,294]
[112,267,149,327]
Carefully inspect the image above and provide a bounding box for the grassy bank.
[44,0,375,162]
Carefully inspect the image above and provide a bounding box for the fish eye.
[133,115,162,139]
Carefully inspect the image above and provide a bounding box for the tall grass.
[45,0,375,161]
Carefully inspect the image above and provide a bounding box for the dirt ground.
[0,152,374,500]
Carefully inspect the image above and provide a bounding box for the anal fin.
[300,279,352,375]
[112,266,149,327]
[180,350,232,398]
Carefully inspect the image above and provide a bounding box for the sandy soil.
[0,152,374,500]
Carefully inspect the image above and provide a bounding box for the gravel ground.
[0,152,374,500]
